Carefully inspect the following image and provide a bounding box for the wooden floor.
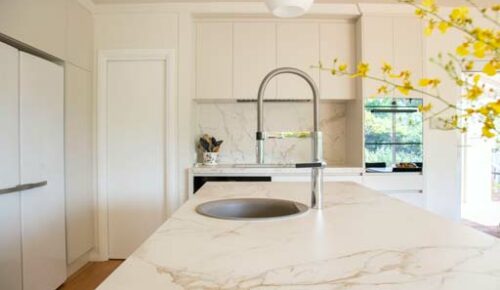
[58,260,123,290]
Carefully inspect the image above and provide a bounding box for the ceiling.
[91,0,498,6]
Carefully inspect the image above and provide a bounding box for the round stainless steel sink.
[195,198,309,220]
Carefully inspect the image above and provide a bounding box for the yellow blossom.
[351,62,369,77]
[492,4,500,12]
[482,125,495,138]
[473,41,487,58]
[465,85,483,100]
[418,103,432,113]
[483,61,498,76]
[487,101,500,114]
[422,0,438,12]
[377,85,389,94]
[338,64,348,72]
[381,62,392,74]
[415,8,426,18]
[456,43,470,56]
[464,61,474,71]
[397,80,414,95]
[424,20,436,36]
[419,78,441,88]
[438,21,450,33]
[450,7,470,25]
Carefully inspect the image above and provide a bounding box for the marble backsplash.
[195,102,346,165]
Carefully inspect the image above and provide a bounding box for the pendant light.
[265,0,314,18]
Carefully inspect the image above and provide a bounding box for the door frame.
[95,50,177,261]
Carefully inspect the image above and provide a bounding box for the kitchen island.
[97,182,500,290]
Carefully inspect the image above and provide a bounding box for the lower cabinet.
[363,174,425,209]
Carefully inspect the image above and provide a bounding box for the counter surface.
[98,182,500,290]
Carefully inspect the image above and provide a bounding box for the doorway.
[461,71,500,236]
[96,50,177,259]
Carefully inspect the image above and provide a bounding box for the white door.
[105,58,168,258]
[0,42,22,290]
[20,52,66,290]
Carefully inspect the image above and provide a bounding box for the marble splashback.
[195,102,346,165]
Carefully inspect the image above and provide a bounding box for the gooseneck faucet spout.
[256,67,325,209]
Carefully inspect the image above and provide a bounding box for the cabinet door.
[0,42,22,290]
[393,16,423,98]
[360,16,394,98]
[277,23,320,99]
[196,22,233,99]
[320,22,356,100]
[234,22,276,100]
[20,52,66,290]
[65,64,94,264]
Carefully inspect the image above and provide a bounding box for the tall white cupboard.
[0,41,66,290]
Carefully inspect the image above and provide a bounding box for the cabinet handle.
[0,181,47,195]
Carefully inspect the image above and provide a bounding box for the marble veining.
[98,182,500,290]
[195,102,346,165]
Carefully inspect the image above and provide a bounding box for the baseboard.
[66,250,92,277]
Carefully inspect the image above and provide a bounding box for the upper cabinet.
[195,20,357,100]
[276,23,319,100]
[196,22,233,100]
[234,23,276,100]
[359,15,423,99]
[320,22,356,100]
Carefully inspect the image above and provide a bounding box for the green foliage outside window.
[365,98,424,165]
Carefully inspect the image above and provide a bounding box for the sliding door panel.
[20,52,66,290]
[0,41,22,290]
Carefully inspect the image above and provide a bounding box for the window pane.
[365,144,393,164]
[395,144,423,163]
[395,112,423,144]
[364,110,392,144]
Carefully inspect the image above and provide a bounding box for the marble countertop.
[191,164,364,175]
[97,182,500,290]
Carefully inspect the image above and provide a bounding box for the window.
[364,98,423,166]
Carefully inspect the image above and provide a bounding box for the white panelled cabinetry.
[276,23,319,100]
[233,22,276,100]
[319,22,356,100]
[359,15,423,98]
[195,20,356,101]
[0,41,22,290]
[0,42,66,290]
[196,22,233,100]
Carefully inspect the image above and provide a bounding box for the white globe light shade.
[265,0,314,18]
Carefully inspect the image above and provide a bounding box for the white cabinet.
[65,64,94,264]
[0,43,66,290]
[196,22,233,99]
[276,23,320,100]
[393,16,423,99]
[195,20,356,101]
[0,41,22,290]
[234,22,276,100]
[363,174,425,208]
[359,15,423,98]
[20,52,66,290]
[359,16,394,98]
[319,22,356,100]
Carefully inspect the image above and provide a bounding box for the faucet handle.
[295,162,326,168]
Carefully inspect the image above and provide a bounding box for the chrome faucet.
[256,67,325,210]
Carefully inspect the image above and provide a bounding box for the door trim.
[95,50,177,261]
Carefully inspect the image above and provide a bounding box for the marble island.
[97,182,500,290]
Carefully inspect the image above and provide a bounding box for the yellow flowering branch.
[320,0,499,138]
